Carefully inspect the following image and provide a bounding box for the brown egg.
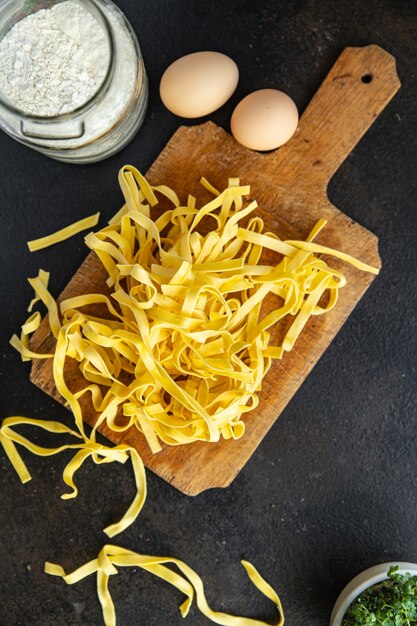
[231,89,299,151]
[160,51,239,118]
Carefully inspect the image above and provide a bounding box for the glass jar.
[0,0,148,163]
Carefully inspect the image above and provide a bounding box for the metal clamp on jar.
[0,0,148,163]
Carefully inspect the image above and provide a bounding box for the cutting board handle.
[266,45,400,194]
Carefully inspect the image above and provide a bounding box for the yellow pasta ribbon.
[10,307,53,362]
[27,212,100,251]
[45,544,284,626]
[0,417,146,538]
[27,269,50,311]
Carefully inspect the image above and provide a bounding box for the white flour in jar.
[0,1,111,116]
[0,0,144,161]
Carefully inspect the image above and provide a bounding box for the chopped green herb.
[342,567,417,625]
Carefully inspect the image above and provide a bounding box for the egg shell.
[231,89,299,151]
[160,51,239,118]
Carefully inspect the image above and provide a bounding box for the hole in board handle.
[361,74,373,84]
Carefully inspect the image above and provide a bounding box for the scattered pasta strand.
[27,212,100,252]
[45,544,284,626]
[27,269,50,311]
[0,417,146,538]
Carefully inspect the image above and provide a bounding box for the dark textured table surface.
[1,1,416,625]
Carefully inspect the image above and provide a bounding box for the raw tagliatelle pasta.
[0,165,379,626]
[27,211,100,252]
[13,165,378,453]
[45,545,284,626]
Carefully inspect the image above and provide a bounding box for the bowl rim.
[330,561,417,626]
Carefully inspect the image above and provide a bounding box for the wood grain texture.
[30,45,400,495]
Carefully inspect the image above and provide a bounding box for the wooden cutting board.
[30,45,400,495]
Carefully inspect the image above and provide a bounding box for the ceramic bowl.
[330,561,417,626]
